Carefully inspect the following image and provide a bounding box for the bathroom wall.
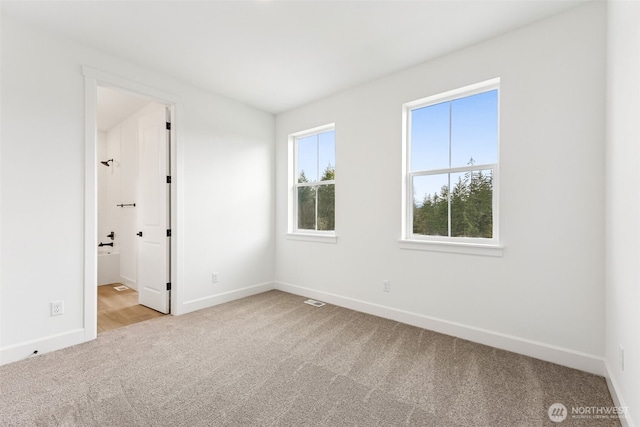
[102,126,121,253]
[98,100,164,290]
[97,131,108,247]
[97,129,121,286]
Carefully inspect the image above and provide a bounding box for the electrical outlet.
[212,272,219,284]
[620,345,625,371]
[51,300,64,316]
[382,280,390,292]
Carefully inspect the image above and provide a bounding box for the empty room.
[0,1,638,425]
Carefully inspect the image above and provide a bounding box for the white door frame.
[83,66,183,341]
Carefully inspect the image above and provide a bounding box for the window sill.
[399,239,503,257]
[287,233,337,244]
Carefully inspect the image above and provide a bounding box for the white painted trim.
[289,123,335,139]
[274,281,605,375]
[604,360,634,427]
[286,233,338,244]
[399,239,503,257]
[0,4,3,365]
[169,104,185,315]
[84,75,98,342]
[404,77,501,109]
[82,67,180,104]
[402,78,500,246]
[181,282,275,314]
[119,275,137,290]
[0,282,273,366]
[289,123,336,234]
[0,329,86,366]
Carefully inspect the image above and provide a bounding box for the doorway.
[84,66,179,340]
[96,87,171,331]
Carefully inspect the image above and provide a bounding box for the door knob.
[137,231,143,237]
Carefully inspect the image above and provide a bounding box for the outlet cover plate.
[51,300,64,316]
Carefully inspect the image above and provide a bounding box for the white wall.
[606,1,640,424]
[0,4,633,419]
[103,125,121,254]
[276,3,606,371]
[0,14,275,362]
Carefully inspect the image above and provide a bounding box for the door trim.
[83,66,183,342]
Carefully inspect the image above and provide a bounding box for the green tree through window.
[294,127,335,232]
[406,81,498,241]
[413,162,493,238]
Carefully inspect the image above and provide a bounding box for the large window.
[291,124,335,234]
[404,79,499,244]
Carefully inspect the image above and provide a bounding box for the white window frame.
[287,123,337,243]
[401,79,502,256]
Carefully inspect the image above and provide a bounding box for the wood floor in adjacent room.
[97,283,165,333]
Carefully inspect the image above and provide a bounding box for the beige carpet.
[0,290,620,426]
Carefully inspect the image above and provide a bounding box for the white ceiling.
[3,0,586,114]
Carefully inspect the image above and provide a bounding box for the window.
[403,79,499,246]
[290,124,335,237]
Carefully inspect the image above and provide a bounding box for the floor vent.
[304,299,326,308]
[113,285,129,291]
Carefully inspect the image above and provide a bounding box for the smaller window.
[290,124,335,234]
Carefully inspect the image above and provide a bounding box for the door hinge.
[166,229,172,237]
[166,282,171,291]
[166,176,171,184]
[166,122,171,130]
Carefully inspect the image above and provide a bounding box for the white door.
[137,107,170,314]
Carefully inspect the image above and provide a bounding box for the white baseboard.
[120,275,137,291]
[0,328,86,366]
[274,281,605,376]
[1,282,276,366]
[180,282,275,314]
[604,360,634,427]
[2,281,625,422]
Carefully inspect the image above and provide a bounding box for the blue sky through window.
[411,90,497,205]
[297,130,335,182]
